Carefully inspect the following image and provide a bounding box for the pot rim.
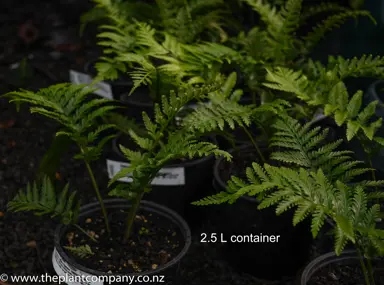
[112,133,214,168]
[213,143,261,203]
[54,198,192,277]
[367,80,384,102]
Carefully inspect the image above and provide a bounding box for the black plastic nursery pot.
[365,80,384,118]
[215,123,266,150]
[53,199,191,285]
[83,59,134,101]
[118,91,154,122]
[210,144,313,280]
[105,134,216,227]
[299,250,384,285]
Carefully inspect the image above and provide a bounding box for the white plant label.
[106,159,185,186]
[69,70,113,99]
[52,247,102,285]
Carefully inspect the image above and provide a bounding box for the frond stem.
[74,224,98,243]
[367,257,376,285]
[183,0,192,22]
[242,126,265,163]
[82,156,111,235]
[123,192,143,243]
[357,246,372,285]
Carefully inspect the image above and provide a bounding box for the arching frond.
[4,83,118,162]
[8,176,80,225]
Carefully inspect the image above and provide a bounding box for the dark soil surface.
[64,210,183,274]
[307,261,384,285]
[217,145,269,182]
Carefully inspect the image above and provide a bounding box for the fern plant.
[232,0,374,104]
[107,81,238,240]
[4,83,119,234]
[193,114,384,284]
[5,79,241,248]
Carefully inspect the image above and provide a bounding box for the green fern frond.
[183,100,254,132]
[279,0,302,41]
[243,0,282,28]
[334,227,349,255]
[300,3,348,23]
[4,83,118,162]
[8,176,80,225]
[329,54,384,80]
[264,67,312,102]
[268,115,367,183]
[303,10,375,52]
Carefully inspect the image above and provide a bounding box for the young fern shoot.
[4,83,119,234]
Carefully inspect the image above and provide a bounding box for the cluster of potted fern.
[81,0,373,114]
[3,82,239,281]
[4,0,384,284]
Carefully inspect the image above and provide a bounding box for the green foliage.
[8,176,80,225]
[193,115,382,205]
[182,72,290,134]
[269,115,374,183]
[108,82,232,200]
[263,55,384,143]
[85,0,238,98]
[181,73,252,132]
[155,0,230,43]
[63,245,95,258]
[100,20,237,99]
[4,83,118,162]
[200,165,384,256]
[83,0,230,44]
[193,116,384,260]
[103,112,144,136]
[234,0,373,94]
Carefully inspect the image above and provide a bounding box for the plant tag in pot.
[69,70,113,100]
[52,248,102,285]
[106,159,185,186]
